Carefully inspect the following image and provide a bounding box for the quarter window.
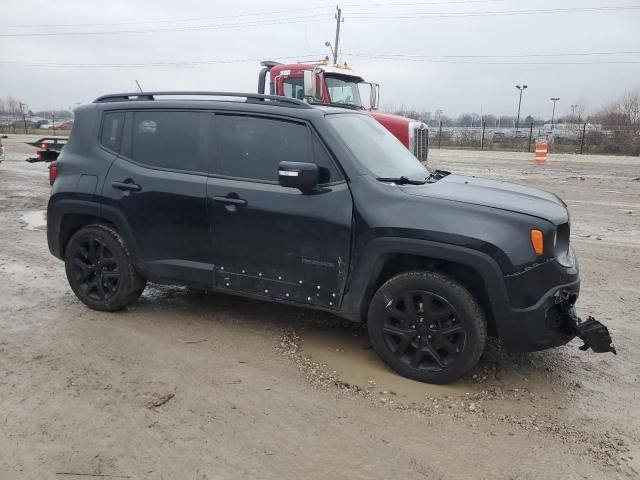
[130,111,203,172]
[100,112,124,152]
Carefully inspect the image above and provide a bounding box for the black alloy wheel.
[65,224,146,311]
[368,271,486,384]
[381,290,465,371]
[70,236,120,302]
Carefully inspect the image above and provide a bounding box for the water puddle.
[300,323,472,404]
[21,210,47,230]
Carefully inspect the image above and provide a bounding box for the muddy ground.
[0,135,638,479]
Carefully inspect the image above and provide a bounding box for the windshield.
[325,75,363,107]
[327,114,430,180]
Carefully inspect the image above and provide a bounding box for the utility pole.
[18,101,28,134]
[515,84,528,136]
[580,122,587,154]
[550,97,560,131]
[333,5,343,64]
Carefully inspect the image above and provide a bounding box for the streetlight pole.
[324,41,335,63]
[570,104,578,122]
[515,84,528,135]
[550,97,560,131]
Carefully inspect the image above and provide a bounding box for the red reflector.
[49,165,57,185]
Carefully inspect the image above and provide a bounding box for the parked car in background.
[56,121,74,130]
[492,132,506,143]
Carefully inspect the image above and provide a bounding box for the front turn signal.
[530,229,544,255]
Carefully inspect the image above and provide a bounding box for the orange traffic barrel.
[534,141,548,164]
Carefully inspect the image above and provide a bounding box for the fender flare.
[339,237,512,333]
[48,199,145,273]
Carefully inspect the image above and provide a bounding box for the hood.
[400,174,568,225]
[367,111,412,145]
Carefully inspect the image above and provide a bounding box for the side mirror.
[1,135,7,139]
[278,161,318,193]
[370,84,380,111]
[303,70,316,100]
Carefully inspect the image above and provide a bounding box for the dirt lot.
[1,135,638,479]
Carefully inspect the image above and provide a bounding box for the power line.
[1,5,334,29]
[3,51,640,68]
[344,52,640,64]
[0,15,332,37]
[344,0,506,6]
[344,50,640,59]
[0,54,326,68]
[0,0,510,29]
[349,5,640,18]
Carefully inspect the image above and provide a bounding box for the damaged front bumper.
[502,279,616,355]
[561,301,617,355]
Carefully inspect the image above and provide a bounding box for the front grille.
[412,125,429,163]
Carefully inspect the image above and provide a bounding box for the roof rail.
[93,91,312,108]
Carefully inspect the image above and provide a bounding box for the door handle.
[112,180,141,192]
[213,196,247,207]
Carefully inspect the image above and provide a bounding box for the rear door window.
[100,112,124,153]
[128,111,205,173]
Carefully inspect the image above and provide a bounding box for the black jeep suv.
[47,92,614,384]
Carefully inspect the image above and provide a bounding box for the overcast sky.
[1,0,639,119]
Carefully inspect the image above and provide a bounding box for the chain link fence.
[430,122,640,156]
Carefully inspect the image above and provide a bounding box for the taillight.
[49,165,57,185]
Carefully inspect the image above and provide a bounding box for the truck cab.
[258,59,429,164]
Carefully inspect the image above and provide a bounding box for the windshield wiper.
[376,176,427,185]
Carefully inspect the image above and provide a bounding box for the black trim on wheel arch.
[340,238,511,331]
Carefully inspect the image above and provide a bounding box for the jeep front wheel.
[65,224,146,311]
[367,271,486,384]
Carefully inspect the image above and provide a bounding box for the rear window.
[100,112,124,152]
[129,111,204,172]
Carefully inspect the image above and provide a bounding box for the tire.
[367,271,486,384]
[65,224,146,311]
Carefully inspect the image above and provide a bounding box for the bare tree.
[590,89,640,155]
[620,89,640,125]
[6,97,19,133]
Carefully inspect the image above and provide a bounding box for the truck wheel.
[65,224,146,312]
[367,271,486,384]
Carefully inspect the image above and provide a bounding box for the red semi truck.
[258,58,429,163]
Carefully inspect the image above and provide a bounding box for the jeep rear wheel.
[65,224,146,311]
[367,271,486,384]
